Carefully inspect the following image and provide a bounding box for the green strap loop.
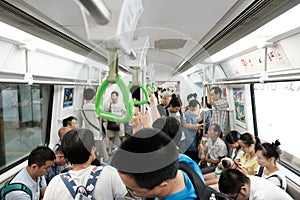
[146,84,155,93]
[128,82,149,105]
[95,75,134,123]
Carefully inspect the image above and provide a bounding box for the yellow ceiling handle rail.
[95,49,134,123]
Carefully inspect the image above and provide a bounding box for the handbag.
[107,121,120,131]
[106,103,120,131]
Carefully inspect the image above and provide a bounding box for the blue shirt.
[155,154,204,200]
[181,111,198,152]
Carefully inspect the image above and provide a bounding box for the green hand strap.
[128,82,149,105]
[95,75,134,123]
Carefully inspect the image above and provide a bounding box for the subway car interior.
[1,0,300,199]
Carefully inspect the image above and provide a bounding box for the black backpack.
[179,162,234,200]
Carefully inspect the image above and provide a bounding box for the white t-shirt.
[249,176,293,200]
[263,170,287,190]
[44,165,127,200]
[5,168,46,200]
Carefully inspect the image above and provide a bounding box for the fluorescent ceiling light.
[0,22,86,63]
[206,4,300,63]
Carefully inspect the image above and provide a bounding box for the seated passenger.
[112,128,204,199]
[218,169,293,200]
[236,132,261,175]
[255,140,287,190]
[4,146,55,200]
[225,130,244,162]
[44,145,70,184]
[198,123,228,174]
[43,128,127,200]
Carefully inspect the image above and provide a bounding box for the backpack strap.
[0,177,33,199]
[266,174,283,189]
[178,162,233,200]
[60,166,103,199]
[60,173,77,199]
[255,166,264,177]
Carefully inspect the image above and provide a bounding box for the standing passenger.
[4,146,55,200]
[209,86,229,137]
[112,128,204,199]
[44,128,127,200]
[62,116,79,129]
[82,88,109,163]
[105,91,126,155]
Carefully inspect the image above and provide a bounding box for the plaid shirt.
[211,98,229,135]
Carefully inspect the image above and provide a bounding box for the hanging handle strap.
[95,75,134,123]
[128,82,149,105]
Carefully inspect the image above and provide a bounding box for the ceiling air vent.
[154,39,187,49]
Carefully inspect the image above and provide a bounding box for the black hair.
[111,91,119,96]
[187,93,197,101]
[83,88,95,100]
[188,99,199,108]
[113,128,179,190]
[225,130,241,144]
[256,140,281,162]
[219,169,250,195]
[211,86,222,95]
[61,128,95,164]
[167,96,181,108]
[62,116,77,127]
[152,117,182,145]
[28,146,55,167]
[239,132,261,151]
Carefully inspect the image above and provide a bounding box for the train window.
[0,83,51,171]
[254,81,300,173]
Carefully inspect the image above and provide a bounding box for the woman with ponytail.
[255,140,287,190]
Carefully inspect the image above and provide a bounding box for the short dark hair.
[152,117,182,145]
[61,128,95,164]
[28,146,55,167]
[111,91,119,96]
[219,169,250,195]
[112,128,179,189]
[83,88,95,100]
[62,116,77,127]
[211,86,222,95]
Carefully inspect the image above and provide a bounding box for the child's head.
[218,157,233,169]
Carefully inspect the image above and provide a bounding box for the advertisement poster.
[233,87,246,127]
[63,88,74,108]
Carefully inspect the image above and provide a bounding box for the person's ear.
[239,184,249,199]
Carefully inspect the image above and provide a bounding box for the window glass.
[254,81,300,172]
[0,84,49,171]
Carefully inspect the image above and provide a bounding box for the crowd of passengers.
[2,86,293,200]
